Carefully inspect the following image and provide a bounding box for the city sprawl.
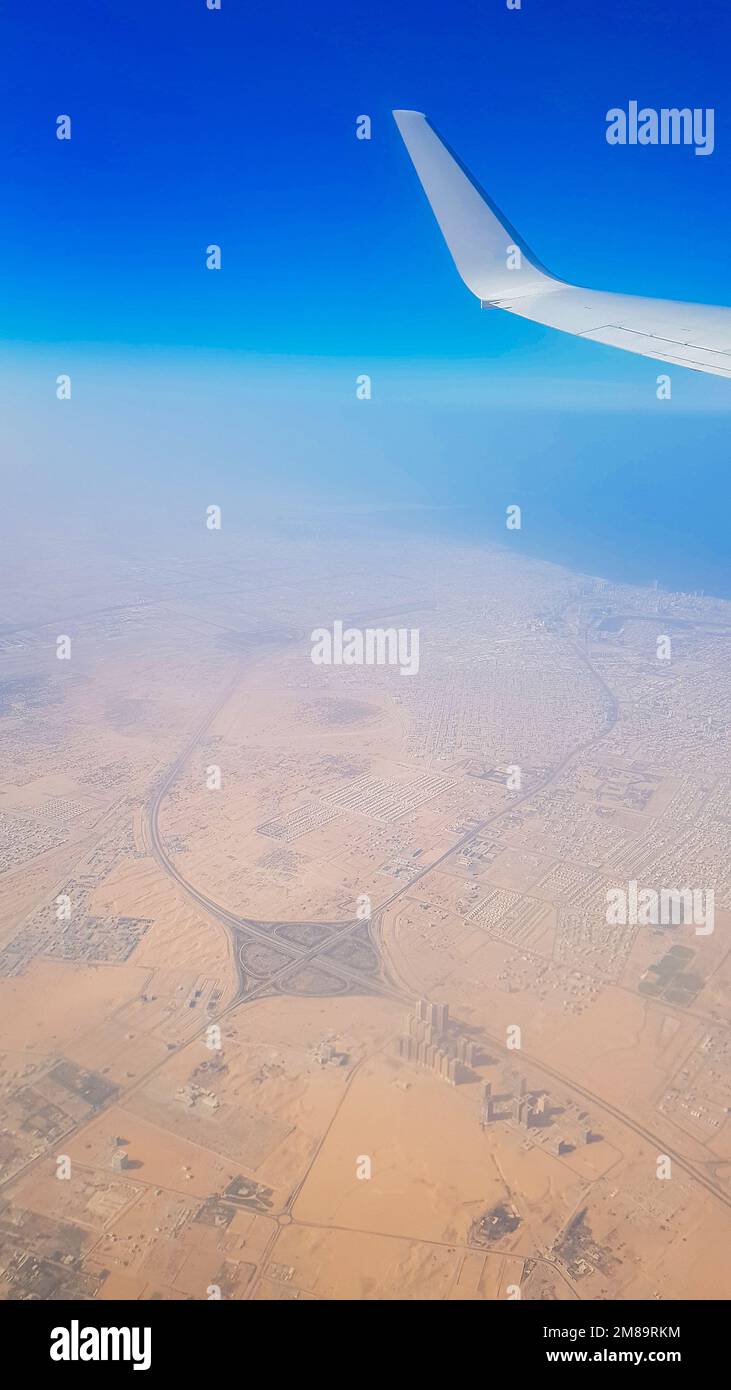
[0,518,729,1300]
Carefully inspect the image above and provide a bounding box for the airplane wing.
[393,109,731,379]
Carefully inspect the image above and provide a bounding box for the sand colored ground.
[11,1158,142,1231]
[65,1108,240,1200]
[0,956,149,1057]
[2,535,730,1303]
[117,994,402,1196]
[293,1053,585,1251]
[380,906,717,1161]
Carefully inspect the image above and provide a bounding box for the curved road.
[144,635,731,1227]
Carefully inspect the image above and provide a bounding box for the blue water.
[358,408,731,599]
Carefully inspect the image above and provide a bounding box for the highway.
[144,664,406,1006]
[140,635,731,1229]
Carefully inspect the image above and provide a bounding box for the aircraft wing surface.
[393,109,731,378]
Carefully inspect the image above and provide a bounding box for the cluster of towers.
[479,1075,597,1159]
[479,1075,548,1130]
[395,999,477,1085]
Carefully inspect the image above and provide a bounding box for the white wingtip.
[393,110,555,301]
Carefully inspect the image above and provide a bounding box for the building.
[514,1097,530,1129]
[395,1001,472,1087]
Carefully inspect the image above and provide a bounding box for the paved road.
[142,635,731,1225]
[144,667,406,1004]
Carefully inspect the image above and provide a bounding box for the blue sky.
[4,0,731,357]
[3,0,731,594]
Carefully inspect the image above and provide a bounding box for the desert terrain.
[1,517,730,1300]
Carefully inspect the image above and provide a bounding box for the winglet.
[392,110,556,302]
